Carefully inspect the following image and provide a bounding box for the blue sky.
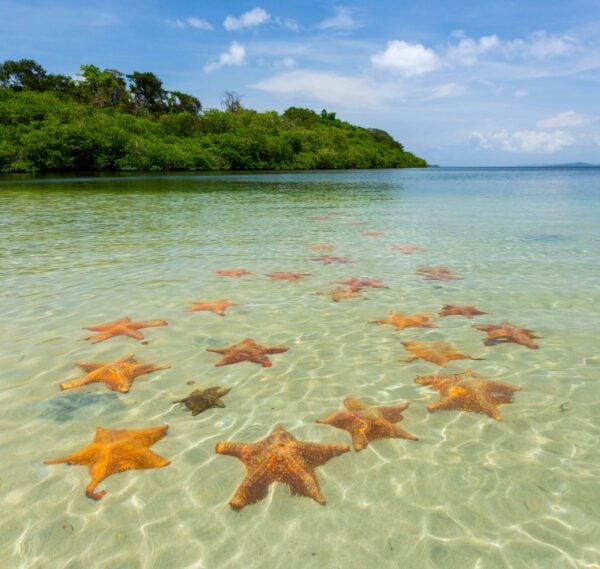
[1,0,599,165]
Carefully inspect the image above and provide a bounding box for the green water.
[1,168,599,569]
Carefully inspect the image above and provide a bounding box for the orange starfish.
[330,277,387,292]
[317,287,365,302]
[370,311,437,332]
[187,299,239,316]
[44,425,170,500]
[84,316,167,343]
[316,396,417,451]
[266,272,311,282]
[415,369,520,421]
[215,424,349,510]
[207,338,289,367]
[439,304,487,319]
[472,320,541,349]
[309,244,335,251]
[361,231,384,236]
[310,255,351,264]
[391,245,426,254]
[400,340,483,367]
[216,269,254,278]
[416,267,462,281]
[59,354,169,393]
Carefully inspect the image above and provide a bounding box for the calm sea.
[0,168,599,569]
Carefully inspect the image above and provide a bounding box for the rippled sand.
[0,169,599,568]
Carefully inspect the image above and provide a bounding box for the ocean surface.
[0,167,598,569]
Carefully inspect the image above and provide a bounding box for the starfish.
[316,396,417,451]
[84,316,167,343]
[370,311,437,332]
[216,269,254,278]
[439,304,487,319]
[361,231,384,237]
[416,267,462,281]
[391,245,426,254]
[215,424,349,510]
[173,386,231,416]
[44,424,170,500]
[186,299,239,316]
[207,338,289,367]
[472,320,541,349]
[400,340,483,367]
[310,255,351,264]
[330,277,387,292]
[309,244,334,251]
[317,287,364,302]
[415,369,520,421]
[266,272,311,282]
[59,354,169,393]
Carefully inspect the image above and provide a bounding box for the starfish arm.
[371,421,418,442]
[121,425,169,447]
[132,363,170,377]
[349,430,370,451]
[488,384,521,405]
[135,320,168,329]
[215,441,253,459]
[59,375,97,391]
[112,449,171,473]
[316,411,355,431]
[84,324,112,332]
[265,346,289,355]
[378,404,410,423]
[76,362,104,372]
[213,399,226,408]
[297,442,350,468]
[123,329,145,340]
[399,356,418,363]
[44,447,95,466]
[85,331,118,343]
[206,347,228,355]
[228,469,271,510]
[427,395,465,414]
[285,467,326,505]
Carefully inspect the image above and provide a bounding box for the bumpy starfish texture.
[207,338,289,367]
[266,272,311,282]
[361,231,384,236]
[330,277,387,292]
[309,244,334,251]
[187,299,239,316]
[310,255,351,264]
[416,267,463,281]
[317,287,365,302]
[439,305,487,319]
[316,396,417,451]
[44,425,170,500]
[415,369,520,421]
[215,424,349,510]
[391,245,426,254]
[400,340,483,367]
[216,269,254,278]
[84,316,167,343]
[370,311,437,332]
[472,320,541,349]
[59,355,169,393]
[173,386,231,416]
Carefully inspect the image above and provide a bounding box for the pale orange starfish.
[439,304,487,319]
[330,277,387,292]
[415,369,520,421]
[216,269,254,278]
[400,340,483,367]
[472,320,541,349]
[317,287,365,302]
[215,424,349,510]
[59,354,169,393]
[45,425,170,500]
[207,338,289,367]
[84,316,167,343]
[266,272,311,282]
[391,245,426,254]
[186,299,239,316]
[316,396,417,451]
[310,255,351,264]
[416,267,462,281]
[370,311,437,332]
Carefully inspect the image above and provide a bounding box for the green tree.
[0,59,48,91]
[127,71,167,115]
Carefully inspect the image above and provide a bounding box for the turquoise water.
[0,168,599,568]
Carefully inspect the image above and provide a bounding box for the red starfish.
[391,245,426,254]
[439,305,487,319]
[187,299,239,316]
[266,272,311,282]
[216,269,254,278]
[361,231,384,237]
[472,320,541,349]
[310,255,352,264]
[84,316,167,343]
[207,338,289,367]
[416,267,462,281]
[330,277,387,292]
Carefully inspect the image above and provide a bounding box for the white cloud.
[429,82,466,99]
[274,17,300,32]
[224,7,270,31]
[446,31,500,65]
[537,110,593,128]
[506,31,577,59]
[166,17,212,30]
[204,42,246,72]
[253,70,394,109]
[371,40,439,76]
[317,6,360,30]
[470,129,575,153]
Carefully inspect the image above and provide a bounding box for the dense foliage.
[0,59,427,173]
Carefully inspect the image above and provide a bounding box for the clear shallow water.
[0,168,599,569]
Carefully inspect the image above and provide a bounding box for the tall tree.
[0,59,48,91]
[78,65,128,108]
[127,71,166,115]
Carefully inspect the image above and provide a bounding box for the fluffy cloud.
[253,70,394,108]
[166,17,212,30]
[537,111,593,128]
[204,42,246,72]
[317,6,360,30]
[470,129,575,153]
[506,31,578,59]
[446,31,500,65]
[371,40,439,76]
[224,7,270,31]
